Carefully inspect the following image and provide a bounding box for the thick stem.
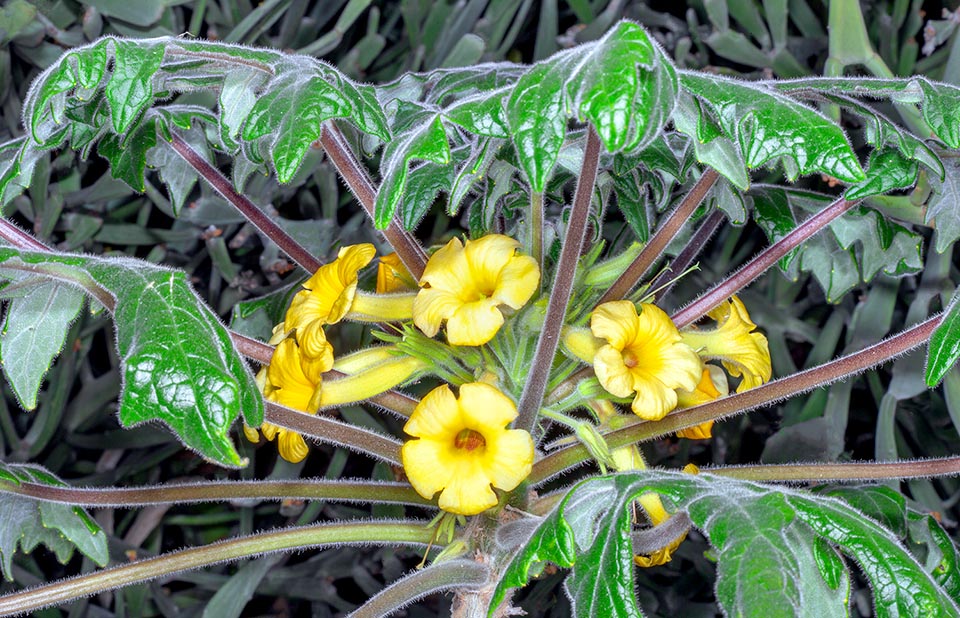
[515,127,602,433]
[168,134,323,273]
[648,209,725,304]
[529,314,940,485]
[317,123,427,279]
[672,196,858,328]
[0,219,50,252]
[597,168,719,305]
[265,402,403,465]
[709,456,960,482]
[0,521,433,616]
[0,478,429,507]
[348,560,489,618]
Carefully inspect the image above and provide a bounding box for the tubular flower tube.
[244,338,332,463]
[590,301,702,421]
[413,235,540,346]
[680,296,772,393]
[675,365,728,440]
[401,382,535,516]
[319,354,428,408]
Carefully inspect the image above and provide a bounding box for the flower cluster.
[249,231,770,527]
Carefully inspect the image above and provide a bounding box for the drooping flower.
[590,301,702,421]
[243,337,332,463]
[675,365,728,440]
[401,382,534,515]
[376,252,417,293]
[413,235,539,346]
[680,296,771,393]
[284,243,377,333]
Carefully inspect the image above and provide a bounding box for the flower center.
[622,349,640,368]
[454,428,487,452]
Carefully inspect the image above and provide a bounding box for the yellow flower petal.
[242,424,261,444]
[591,301,701,420]
[401,382,534,516]
[376,252,417,293]
[277,429,309,463]
[676,366,726,440]
[681,296,771,394]
[285,244,376,329]
[446,298,505,346]
[414,235,540,346]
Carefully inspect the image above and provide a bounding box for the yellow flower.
[680,296,771,393]
[376,252,417,293]
[675,365,728,440]
[413,235,540,346]
[285,243,377,332]
[590,301,701,421]
[401,382,534,515]
[244,337,333,463]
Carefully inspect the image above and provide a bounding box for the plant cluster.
[0,6,960,617]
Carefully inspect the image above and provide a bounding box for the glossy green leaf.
[401,161,455,230]
[491,472,855,618]
[672,91,750,189]
[506,50,577,193]
[269,77,352,183]
[444,87,511,138]
[105,39,165,135]
[679,72,864,182]
[791,495,960,617]
[773,77,960,149]
[569,21,662,152]
[374,114,451,229]
[96,118,157,192]
[0,250,263,467]
[815,485,907,537]
[0,462,108,581]
[926,285,960,387]
[751,187,799,269]
[845,147,919,200]
[612,171,650,241]
[218,69,267,152]
[0,280,85,410]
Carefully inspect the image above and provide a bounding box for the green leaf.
[829,207,923,281]
[147,124,207,215]
[925,158,960,254]
[672,91,750,190]
[444,87,511,138]
[751,187,799,269]
[0,280,85,410]
[679,71,864,182]
[271,77,352,183]
[105,39,165,135]
[570,21,677,153]
[218,68,267,152]
[907,512,960,598]
[374,114,451,229]
[0,462,108,581]
[506,50,577,193]
[0,250,263,467]
[845,147,919,200]
[96,118,157,192]
[815,485,907,537]
[492,472,857,618]
[926,285,960,387]
[791,495,960,616]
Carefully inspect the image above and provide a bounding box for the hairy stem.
[648,209,725,304]
[598,168,719,305]
[265,402,403,465]
[348,560,489,618]
[0,477,429,507]
[0,521,433,616]
[168,134,323,273]
[515,127,602,433]
[672,196,857,328]
[317,123,427,279]
[709,456,960,482]
[529,314,940,485]
[529,191,544,274]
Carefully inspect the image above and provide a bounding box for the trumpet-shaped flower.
[675,365,728,439]
[591,301,701,420]
[414,235,539,346]
[376,252,417,293]
[243,337,332,463]
[401,382,534,515]
[680,296,771,393]
[285,243,376,333]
